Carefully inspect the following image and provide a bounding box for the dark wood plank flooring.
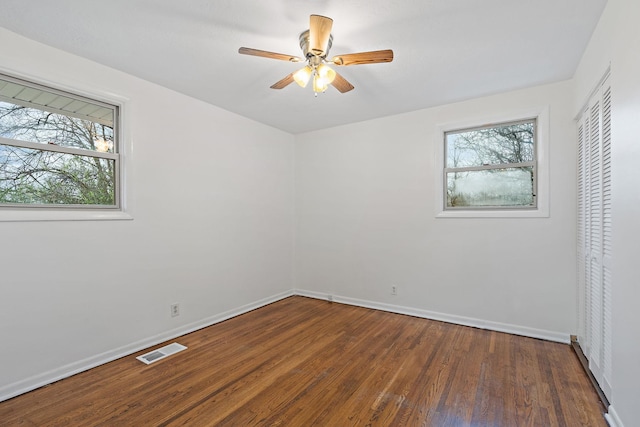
[0,296,606,426]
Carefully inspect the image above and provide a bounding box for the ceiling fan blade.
[270,72,295,90]
[238,47,303,63]
[331,72,354,93]
[309,15,333,56]
[330,49,394,66]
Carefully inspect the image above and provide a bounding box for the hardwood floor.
[0,296,606,426]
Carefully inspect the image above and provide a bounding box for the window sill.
[0,209,133,222]
[436,207,548,219]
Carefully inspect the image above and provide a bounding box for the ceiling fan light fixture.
[316,63,336,84]
[312,73,329,94]
[293,65,313,87]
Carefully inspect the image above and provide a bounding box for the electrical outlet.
[391,286,397,295]
[170,303,180,317]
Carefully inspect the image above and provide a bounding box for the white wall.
[294,80,577,340]
[574,0,640,425]
[0,28,295,399]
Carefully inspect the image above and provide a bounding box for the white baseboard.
[605,405,624,427]
[0,288,574,403]
[0,290,294,403]
[294,289,570,344]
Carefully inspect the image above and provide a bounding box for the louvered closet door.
[577,75,612,400]
[588,94,604,386]
[600,84,613,398]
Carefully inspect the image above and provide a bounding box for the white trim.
[435,106,550,218]
[0,65,134,222]
[294,289,570,343]
[575,65,611,121]
[0,209,133,222]
[605,405,624,427]
[0,289,294,402]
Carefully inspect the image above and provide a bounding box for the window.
[0,72,119,209]
[444,119,537,210]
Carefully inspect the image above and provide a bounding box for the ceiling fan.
[238,14,394,95]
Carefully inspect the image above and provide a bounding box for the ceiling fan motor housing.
[299,29,333,60]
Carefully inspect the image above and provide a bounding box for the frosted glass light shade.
[312,74,329,93]
[293,66,312,87]
[316,63,336,83]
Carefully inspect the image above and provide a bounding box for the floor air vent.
[137,343,187,365]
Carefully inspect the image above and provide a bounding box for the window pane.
[0,144,115,206]
[446,121,535,167]
[0,101,114,153]
[446,167,534,207]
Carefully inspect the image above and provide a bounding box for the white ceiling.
[0,0,607,134]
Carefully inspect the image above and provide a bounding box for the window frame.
[435,107,550,218]
[0,68,132,222]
